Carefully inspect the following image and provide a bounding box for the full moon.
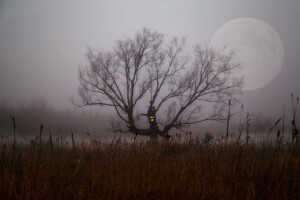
[210,18,284,91]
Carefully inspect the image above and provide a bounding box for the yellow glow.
[150,116,155,122]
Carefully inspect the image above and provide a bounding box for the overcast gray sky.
[0,0,299,118]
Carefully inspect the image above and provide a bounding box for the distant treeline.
[0,102,111,137]
[0,101,285,140]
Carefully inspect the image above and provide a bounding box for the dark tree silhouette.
[74,28,243,141]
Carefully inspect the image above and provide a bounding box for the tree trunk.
[130,105,171,143]
[149,131,158,143]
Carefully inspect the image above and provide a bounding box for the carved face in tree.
[149,116,155,122]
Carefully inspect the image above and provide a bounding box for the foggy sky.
[0,0,299,119]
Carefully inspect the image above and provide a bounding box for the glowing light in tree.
[150,116,155,122]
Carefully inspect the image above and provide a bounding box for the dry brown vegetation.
[0,138,299,200]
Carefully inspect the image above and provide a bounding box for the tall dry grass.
[0,138,299,200]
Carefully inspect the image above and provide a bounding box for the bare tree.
[73,28,243,141]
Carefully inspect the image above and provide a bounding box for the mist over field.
[0,101,294,145]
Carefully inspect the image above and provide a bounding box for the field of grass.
[0,137,299,200]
